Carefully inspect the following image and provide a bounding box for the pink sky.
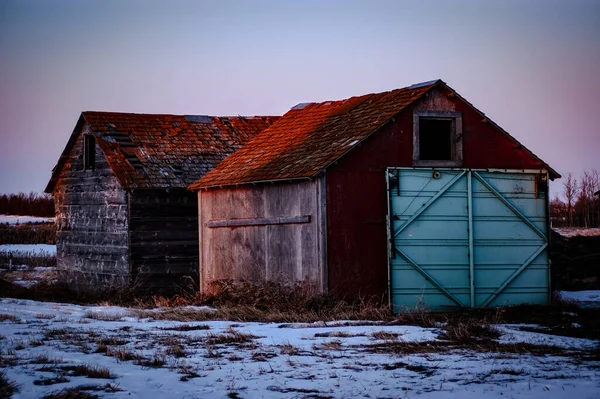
[0,0,598,199]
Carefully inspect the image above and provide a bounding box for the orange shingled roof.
[45,112,279,192]
[189,79,560,190]
[188,81,437,190]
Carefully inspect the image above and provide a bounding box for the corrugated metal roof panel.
[409,79,440,89]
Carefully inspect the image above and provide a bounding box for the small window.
[413,111,462,167]
[83,135,95,170]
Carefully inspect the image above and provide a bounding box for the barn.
[189,80,560,309]
[45,112,277,291]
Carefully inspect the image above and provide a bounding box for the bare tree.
[574,170,600,228]
[589,170,600,227]
[563,173,577,227]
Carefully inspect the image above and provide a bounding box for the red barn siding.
[326,88,550,298]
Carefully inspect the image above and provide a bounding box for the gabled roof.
[189,82,435,190]
[45,112,279,192]
[189,80,559,190]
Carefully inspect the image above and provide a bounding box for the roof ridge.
[82,111,280,118]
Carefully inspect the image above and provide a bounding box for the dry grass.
[279,342,299,355]
[0,371,18,399]
[314,331,365,338]
[43,387,100,399]
[158,324,210,331]
[35,313,56,320]
[132,280,395,323]
[314,340,343,351]
[439,318,501,344]
[364,340,448,354]
[382,361,437,376]
[371,331,400,340]
[29,354,64,365]
[0,222,55,245]
[83,311,127,322]
[43,328,72,340]
[395,306,438,327]
[0,314,17,322]
[33,376,70,386]
[105,347,143,362]
[206,327,258,346]
[0,251,56,269]
[59,365,115,379]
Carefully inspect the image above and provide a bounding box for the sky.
[0,0,599,200]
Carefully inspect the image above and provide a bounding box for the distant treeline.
[0,192,54,217]
[551,170,600,228]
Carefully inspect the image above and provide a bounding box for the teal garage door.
[387,168,549,309]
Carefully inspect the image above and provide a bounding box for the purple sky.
[1,0,598,199]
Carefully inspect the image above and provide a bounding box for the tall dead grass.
[0,250,56,268]
[143,280,395,323]
[0,223,56,245]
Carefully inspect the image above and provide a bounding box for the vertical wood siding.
[54,126,129,289]
[129,189,199,290]
[199,180,324,292]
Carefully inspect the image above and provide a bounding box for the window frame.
[413,111,463,167]
[83,134,96,171]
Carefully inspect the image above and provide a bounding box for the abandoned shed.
[189,79,560,309]
[45,112,278,290]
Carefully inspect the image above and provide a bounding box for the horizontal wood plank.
[207,215,311,228]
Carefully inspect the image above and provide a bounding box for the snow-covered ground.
[0,244,56,255]
[561,290,600,308]
[553,227,600,237]
[0,299,598,399]
[0,215,55,225]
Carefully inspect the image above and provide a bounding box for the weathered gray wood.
[199,180,324,292]
[129,189,199,289]
[53,129,130,290]
[317,173,328,291]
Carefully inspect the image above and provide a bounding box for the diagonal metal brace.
[480,243,548,307]
[394,247,464,307]
[394,171,466,237]
[472,172,547,240]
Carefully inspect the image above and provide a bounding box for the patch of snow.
[0,298,598,399]
[11,279,38,288]
[498,324,598,349]
[0,244,56,255]
[0,214,55,225]
[560,290,600,308]
[553,227,600,237]
[561,290,600,302]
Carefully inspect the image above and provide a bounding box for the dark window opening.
[83,135,95,170]
[419,118,452,160]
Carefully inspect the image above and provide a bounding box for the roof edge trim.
[189,176,313,191]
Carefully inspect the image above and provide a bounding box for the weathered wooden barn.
[189,80,560,309]
[45,112,277,290]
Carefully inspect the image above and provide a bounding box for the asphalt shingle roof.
[189,82,435,189]
[189,80,559,190]
[45,112,278,192]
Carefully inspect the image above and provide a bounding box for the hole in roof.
[185,115,213,124]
